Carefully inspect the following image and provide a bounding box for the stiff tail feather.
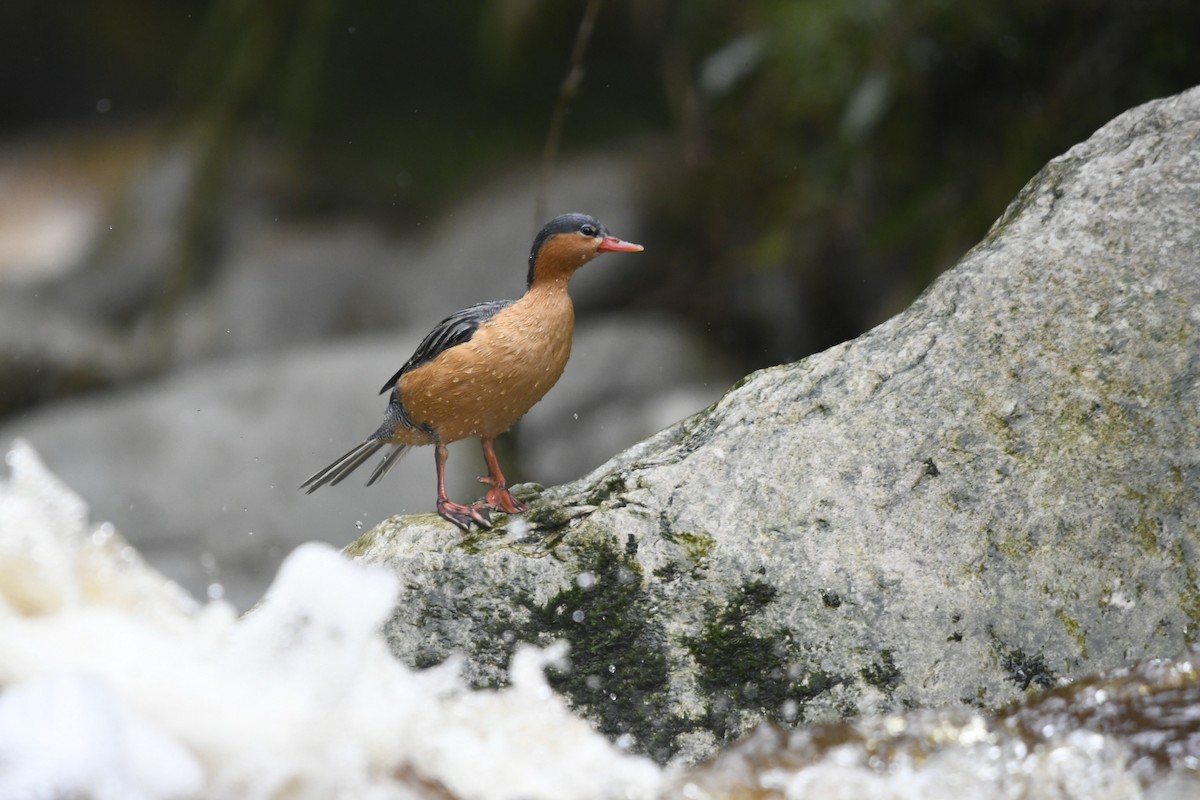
[366,444,410,486]
[301,439,409,493]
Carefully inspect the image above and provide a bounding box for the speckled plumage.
[302,213,643,531]
[396,285,574,444]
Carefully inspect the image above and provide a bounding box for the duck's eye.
[580,224,597,237]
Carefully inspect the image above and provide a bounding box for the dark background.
[3,0,1200,400]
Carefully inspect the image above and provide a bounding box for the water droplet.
[576,571,596,589]
[572,609,585,623]
[508,518,529,539]
[355,520,364,530]
[90,522,115,545]
[207,583,225,600]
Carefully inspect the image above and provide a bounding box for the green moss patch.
[686,581,841,742]
[517,533,685,763]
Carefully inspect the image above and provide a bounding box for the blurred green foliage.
[642,0,1200,362]
[3,0,1199,367]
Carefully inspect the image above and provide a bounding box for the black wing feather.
[379,299,513,394]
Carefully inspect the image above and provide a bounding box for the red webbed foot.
[437,498,493,531]
[478,477,528,514]
[478,437,527,516]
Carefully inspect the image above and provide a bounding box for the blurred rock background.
[1,0,1198,607]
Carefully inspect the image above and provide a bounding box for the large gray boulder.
[351,85,1200,764]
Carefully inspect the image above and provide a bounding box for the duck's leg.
[435,443,492,531]
[478,437,528,514]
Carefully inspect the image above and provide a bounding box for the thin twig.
[536,0,604,229]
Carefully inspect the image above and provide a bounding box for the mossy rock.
[350,87,1200,764]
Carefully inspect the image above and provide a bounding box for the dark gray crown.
[526,213,606,287]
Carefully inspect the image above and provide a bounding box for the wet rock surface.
[354,87,1200,762]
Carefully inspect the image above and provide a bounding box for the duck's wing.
[378,299,513,394]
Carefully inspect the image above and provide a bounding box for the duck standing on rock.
[302,213,644,531]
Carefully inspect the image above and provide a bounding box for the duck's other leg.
[478,437,528,514]
[435,443,492,530]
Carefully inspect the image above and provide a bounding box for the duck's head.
[526,213,643,288]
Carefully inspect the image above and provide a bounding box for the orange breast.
[396,288,575,444]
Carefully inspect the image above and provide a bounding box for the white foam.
[0,440,662,799]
